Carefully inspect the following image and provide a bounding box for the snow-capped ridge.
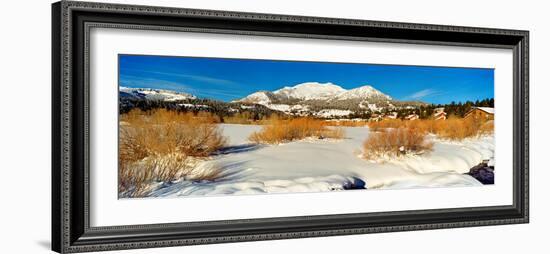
[238,82,392,104]
[334,85,392,101]
[235,82,400,116]
[234,91,274,105]
[119,86,196,101]
[273,82,346,101]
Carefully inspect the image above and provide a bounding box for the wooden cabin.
[405,113,419,121]
[433,107,447,120]
[384,112,398,120]
[465,107,494,120]
[369,113,382,122]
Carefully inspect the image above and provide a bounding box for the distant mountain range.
[119,82,427,118]
[233,82,426,117]
[236,82,391,103]
[120,87,196,101]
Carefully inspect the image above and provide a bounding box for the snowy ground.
[147,124,494,197]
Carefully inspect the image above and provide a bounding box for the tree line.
[120,96,494,121]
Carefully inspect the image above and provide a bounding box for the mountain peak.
[235,91,274,105]
[334,84,391,101]
[353,85,376,90]
[236,81,396,111]
[273,82,346,100]
[292,82,340,89]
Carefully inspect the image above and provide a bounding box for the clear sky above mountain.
[119,54,494,104]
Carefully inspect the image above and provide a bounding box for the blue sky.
[119,54,494,104]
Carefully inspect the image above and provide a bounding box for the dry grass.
[118,109,228,197]
[325,120,369,127]
[363,116,494,160]
[362,127,433,160]
[431,116,481,140]
[223,112,254,124]
[367,119,405,132]
[479,120,494,135]
[414,116,491,140]
[223,113,289,125]
[120,109,227,158]
[367,116,494,141]
[118,154,226,198]
[118,153,188,197]
[119,160,153,197]
[248,117,345,144]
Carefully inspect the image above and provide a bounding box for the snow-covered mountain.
[236,82,346,105]
[237,82,391,105]
[235,82,424,118]
[118,83,425,119]
[235,91,276,105]
[120,87,196,101]
[273,82,346,100]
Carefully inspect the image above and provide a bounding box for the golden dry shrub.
[147,153,191,182]
[119,152,227,198]
[120,109,227,157]
[118,109,228,196]
[368,119,406,132]
[431,116,484,140]
[367,116,494,142]
[362,127,433,160]
[223,112,254,124]
[248,117,345,144]
[118,160,154,197]
[323,126,346,139]
[479,120,494,135]
[324,120,369,127]
[118,153,188,197]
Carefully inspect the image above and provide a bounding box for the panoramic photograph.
[118,54,495,198]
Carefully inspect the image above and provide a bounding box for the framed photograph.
[52,1,529,253]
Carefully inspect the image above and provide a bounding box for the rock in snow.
[466,162,495,184]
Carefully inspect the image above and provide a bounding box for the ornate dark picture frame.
[52,1,529,253]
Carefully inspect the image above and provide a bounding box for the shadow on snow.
[213,144,264,156]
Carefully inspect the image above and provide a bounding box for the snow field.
[146,124,493,197]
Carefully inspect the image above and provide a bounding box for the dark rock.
[343,177,367,190]
[466,163,494,185]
